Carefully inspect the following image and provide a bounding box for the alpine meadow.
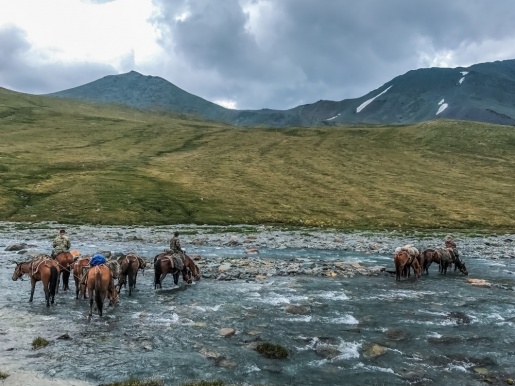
[1,87,515,231]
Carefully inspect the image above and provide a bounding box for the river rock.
[315,344,341,359]
[362,343,387,358]
[5,243,27,251]
[220,328,236,337]
[384,328,409,341]
[218,263,232,272]
[285,305,311,315]
[200,348,225,361]
[466,278,492,288]
[448,311,471,324]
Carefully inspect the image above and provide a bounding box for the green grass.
[31,336,49,349]
[255,342,289,359]
[1,88,515,231]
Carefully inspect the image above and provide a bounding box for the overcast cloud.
[1,0,515,110]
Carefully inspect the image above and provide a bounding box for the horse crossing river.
[0,223,514,385]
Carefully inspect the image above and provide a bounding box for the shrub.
[255,342,288,359]
[32,336,49,349]
[0,371,10,380]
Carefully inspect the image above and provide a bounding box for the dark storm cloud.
[151,0,515,109]
[0,25,115,95]
[2,1,515,110]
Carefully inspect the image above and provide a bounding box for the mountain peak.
[47,59,515,127]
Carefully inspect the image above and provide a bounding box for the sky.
[1,0,515,111]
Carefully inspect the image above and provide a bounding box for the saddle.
[161,253,185,271]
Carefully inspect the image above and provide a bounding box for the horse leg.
[173,271,179,286]
[89,290,94,317]
[42,278,50,307]
[74,271,79,299]
[30,277,36,302]
[63,268,70,291]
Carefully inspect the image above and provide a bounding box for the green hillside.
[1,88,515,231]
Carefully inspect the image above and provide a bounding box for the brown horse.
[184,254,201,282]
[85,264,117,317]
[55,252,74,291]
[72,256,91,299]
[117,253,140,296]
[12,256,59,306]
[394,250,421,281]
[154,252,190,289]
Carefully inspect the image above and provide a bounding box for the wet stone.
[447,311,472,324]
[384,328,409,341]
[285,305,311,315]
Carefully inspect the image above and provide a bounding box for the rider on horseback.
[51,229,71,259]
[169,231,184,255]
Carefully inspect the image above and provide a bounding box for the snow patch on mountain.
[436,99,448,115]
[356,86,392,113]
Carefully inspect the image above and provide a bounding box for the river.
[0,222,514,386]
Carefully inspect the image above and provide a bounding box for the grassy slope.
[1,88,514,230]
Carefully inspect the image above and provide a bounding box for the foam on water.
[258,292,309,305]
[324,315,359,324]
[353,362,395,374]
[313,290,349,301]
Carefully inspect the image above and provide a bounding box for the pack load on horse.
[117,252,144,296]
[72,254,91,299]
[12,255,59,306]
[394,247,421,281]
[83,254,118,317]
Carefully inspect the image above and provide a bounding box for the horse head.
[455,259,468,275]
[11,261,25,281]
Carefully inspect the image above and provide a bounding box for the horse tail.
[154,259,162,289]
[95,271,104,316]
[49,265,58,298]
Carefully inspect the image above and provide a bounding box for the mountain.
[47,59,515,127]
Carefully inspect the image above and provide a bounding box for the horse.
[55,251,74,291]
[85,264,117,317]
[72,256,91,299]
[420,249,436,274]
[12,256,59,306]
[426,248,468,275]
[154,252,190,289]
[394,249,421,281]
[184,254,201,282]
[117,253,140,295]
[395,245,420,278]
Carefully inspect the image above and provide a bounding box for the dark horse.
[423,248,468,275]
[12,256,59,306]
[85,264,117,317]
[117,253,140,296]
[55,252,74,291]
[154,252,190,289]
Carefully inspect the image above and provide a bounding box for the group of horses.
[393,245,468,281]
[11,250,201,317]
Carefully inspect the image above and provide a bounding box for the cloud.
[0,25,115,94]
[2,0,515,109]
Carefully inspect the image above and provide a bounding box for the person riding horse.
[169,231,184,255]
[52,229,71,259]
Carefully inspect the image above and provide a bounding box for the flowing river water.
[0,222,514,386]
